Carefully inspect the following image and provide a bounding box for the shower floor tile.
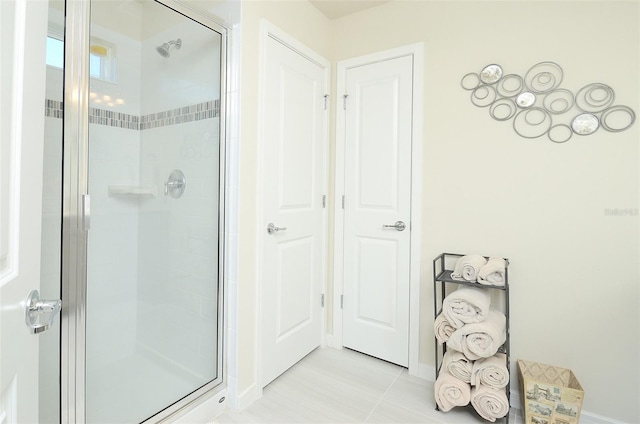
[214,347,525,424]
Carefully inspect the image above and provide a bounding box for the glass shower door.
[85,1,224,422]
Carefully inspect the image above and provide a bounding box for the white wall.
[330,1,639,422]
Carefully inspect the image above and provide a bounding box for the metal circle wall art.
[543,89,574,114]
[524,62,563,93]
[516,92,536,108]
[548,124,573,143]
[480,64,503,84]
[575,83,615,113]
[471,85,497,107]
[571,113,599,135]
[490,98,517,121]
[461,72,481,90]
[513,108,552,139]
[496,74,524,98]
[600,105,636,132]
[461,61,636,143]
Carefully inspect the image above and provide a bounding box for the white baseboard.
[172,389,227,424]
[579,410,626,424]
[235,383,258,411]
[418,362,435,381]
[226,377,257,412]
[325,334,334,348]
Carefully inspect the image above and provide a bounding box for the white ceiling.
[309,0,392,20]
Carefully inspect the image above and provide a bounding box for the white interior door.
[259,34,328,387]
[0,0,59,422]
[341,55,413,367]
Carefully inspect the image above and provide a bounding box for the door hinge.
[341,195,345,209]
[321,294,325,307]
[342,94,348,110]
[322,194,326,208]
[323,94,329,110]
[340,295,344,309]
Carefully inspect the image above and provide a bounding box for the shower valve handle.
[164,180,183,194]
[164,170,186,198]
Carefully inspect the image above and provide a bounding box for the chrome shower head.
[156,38,181,58]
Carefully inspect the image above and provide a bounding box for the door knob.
[267,223,287,234]
[25,290,62,334]
[382,221,406,231]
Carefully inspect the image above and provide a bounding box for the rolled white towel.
[447,310,506,360]
[470,353,509,389]
[434,313,455,345]
[470,385,509,422]
[477,257,507,286]
[442,287,491,329]
[451,254,487,282]
[434,370,471,412]
[443,350,473,383]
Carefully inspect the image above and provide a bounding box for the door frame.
[254,20,330,399]
[332,43,423,376]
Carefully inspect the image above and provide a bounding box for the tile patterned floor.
[214,347,524,424]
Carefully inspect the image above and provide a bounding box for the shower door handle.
[24,290,62,335]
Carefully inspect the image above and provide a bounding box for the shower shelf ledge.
[108,185,157,198]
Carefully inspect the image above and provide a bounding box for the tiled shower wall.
[40,65,64,424]
[136,19,222,380]
[44,95,221,374]
[84,23,143,372]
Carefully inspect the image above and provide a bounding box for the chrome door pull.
[25,290,62,335]
[382,221,406,231]
[267,223,287,234]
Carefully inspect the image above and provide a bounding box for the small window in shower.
[89,38,115,82]
[46,22,64,70]
[46,36,64,69]
[46,30,116,84]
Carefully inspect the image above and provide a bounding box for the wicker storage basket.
[518,360,584,424]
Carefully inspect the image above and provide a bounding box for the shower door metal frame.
[60,0,229,422]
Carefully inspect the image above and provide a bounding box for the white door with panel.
[1,0,61,422]
[341,55,413,367]
[260,34,328,387]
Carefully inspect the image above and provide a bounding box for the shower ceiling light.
[90,45,108,57]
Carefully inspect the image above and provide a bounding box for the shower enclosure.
[45,0,226,422]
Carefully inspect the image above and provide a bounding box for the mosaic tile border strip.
[89,108,139,130]
[45,99,220,131]
[45,99,63,119]
[140,99,220,130]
